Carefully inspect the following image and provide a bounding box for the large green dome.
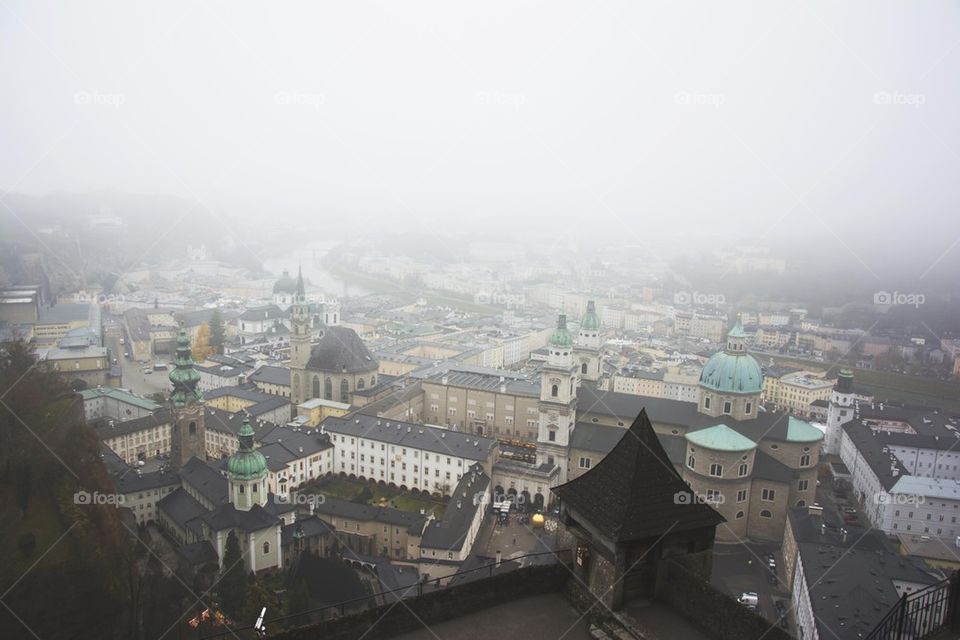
[699,350,763,394]
[227,417,267,479]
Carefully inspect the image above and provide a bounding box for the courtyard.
[305,475,447,518]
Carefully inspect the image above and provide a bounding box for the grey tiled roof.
[553,410,724,542]
[322,413,496,462]
[307,326,378,374]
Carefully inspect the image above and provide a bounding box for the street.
[710,541,792,632]
[104,318,169,397]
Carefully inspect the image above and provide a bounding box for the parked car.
[738,592,759,608]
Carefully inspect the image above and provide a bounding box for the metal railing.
[199,548,571,639]
[865,573,960,640]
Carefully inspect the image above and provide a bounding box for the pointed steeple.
[295,264,305,298]
[552,409,724,541]
[168,324,203,406]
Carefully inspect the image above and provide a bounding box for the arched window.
[340,378,349,403]
[736,511,745,519]
[551,384,558,397]
[760,509,772,519]
[371,375,376,386]
[357,378,365,390]
[797,500,806,507]
[312,375,320,398]
[239,484,245,494]
[293,373,300,393]
[189,421,197,435]
[263,541,270,555]
[324,377,332,400]
[581,363,587,374]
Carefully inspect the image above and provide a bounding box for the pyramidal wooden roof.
[552,409,724,542]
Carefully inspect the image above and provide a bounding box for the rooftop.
[321,414,496,462]
[553,410,724,542]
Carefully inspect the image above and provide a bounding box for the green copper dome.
[169,327,203,406]
[227,417,267,479]
[549,313,574,348]
[699,320,763,394]
[580,301,601,331]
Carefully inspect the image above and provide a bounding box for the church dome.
[549,313,574,348]
[227,417,267,479]
[580,301,601,331]
[273,270,298,294]
[699,320,762,394]
[306,326,378,373]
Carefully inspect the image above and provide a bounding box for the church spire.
[296,264,305,298]
[169,325,203,406]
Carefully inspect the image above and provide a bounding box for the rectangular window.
[579,457,591,469]
[709,463,723,477]
[736,489,747,503]
[798,480,809,491]
[761,488,776,502]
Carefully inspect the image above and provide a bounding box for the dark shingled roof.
[307,326,378,373]
[552,409,724,542]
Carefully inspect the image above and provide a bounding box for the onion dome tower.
[227,416,269,511]
[538,313,579,483]
[169,326,206,468]
[575,301,602,382]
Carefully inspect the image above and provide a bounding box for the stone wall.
[270,563,569,640]
[657,557,793,640]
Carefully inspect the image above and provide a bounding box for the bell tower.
[574,300,602,383]
[538,313,578,484]
[168,326,206,468]
[290,265,311,405]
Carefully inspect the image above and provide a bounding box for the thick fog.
[2,1,960,281]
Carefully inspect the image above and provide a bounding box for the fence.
[865,572,960,640]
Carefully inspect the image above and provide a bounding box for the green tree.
[218,531,247,620]
[209,310,226,355]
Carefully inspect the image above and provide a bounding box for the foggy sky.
[3,1,960,276]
